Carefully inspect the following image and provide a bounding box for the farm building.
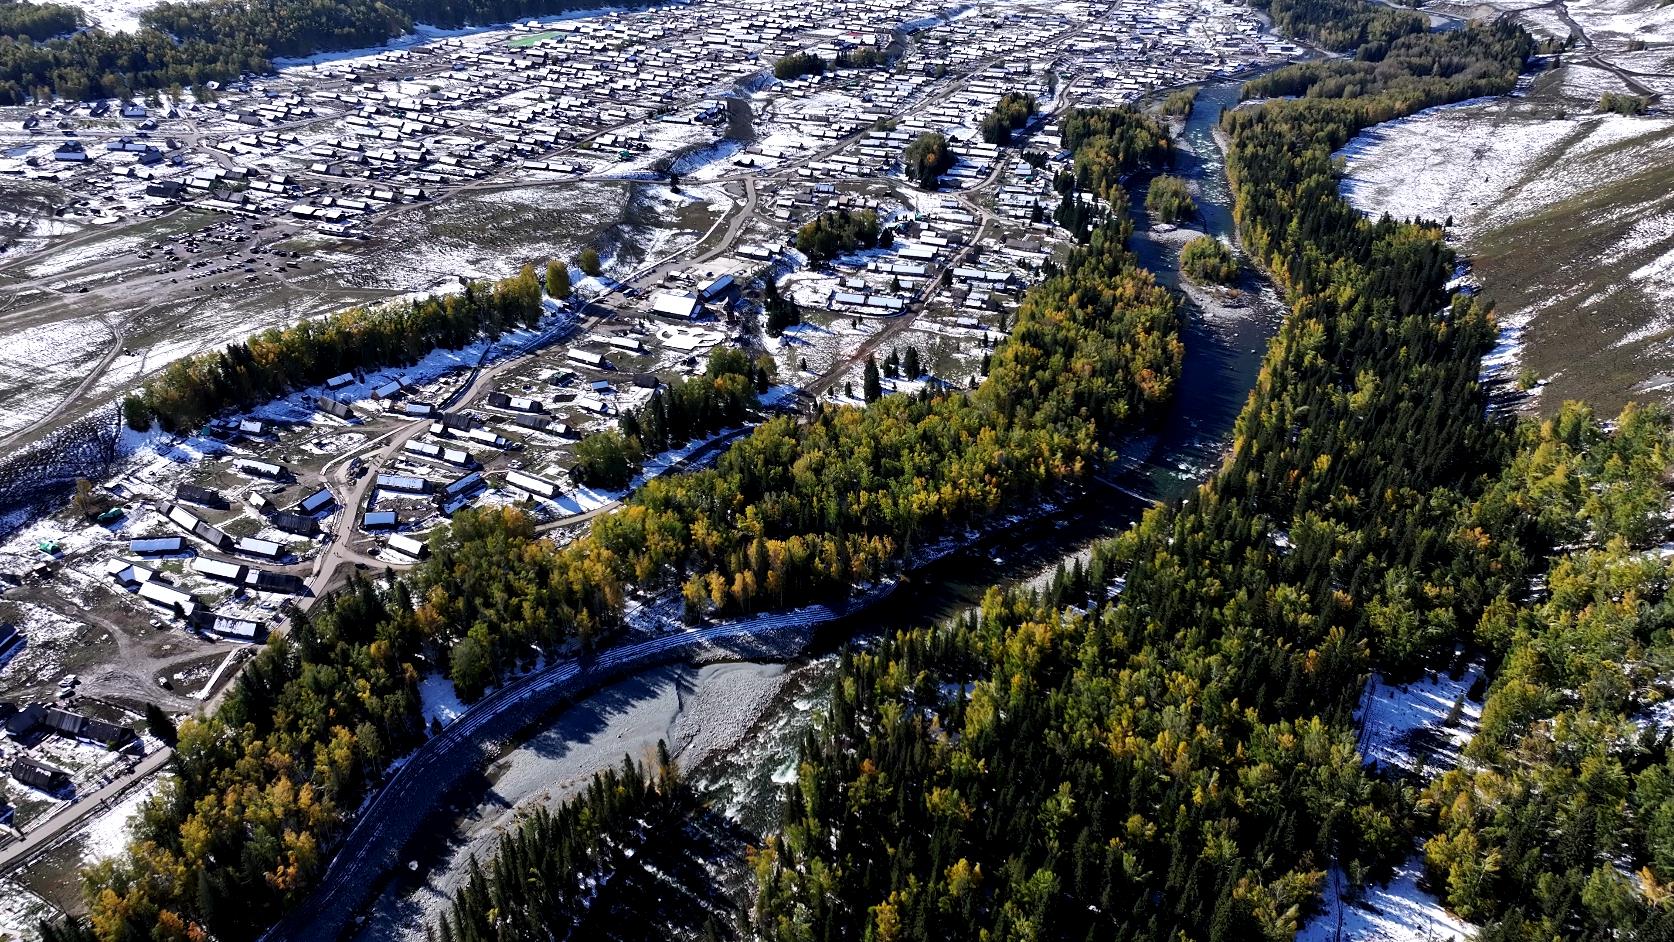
[11,756,71,793]
[235,536,283,559]
[318,396,356,420]
[234,458,287,479]
[175,484,226,509]
[10,705,139,749]
[363,510,399,529]
[505,470,561,499]
[130,536,185,556]
[567,348,610,369]
[387,534,428,559]
[376,473,433,495]
[298,488,335,514]
[272,512,319,536]
[442,471,484,500]
[651,291,703,319]
[193,557,246,582]
[246,570,306,594]
[192,611,263,642]
[137,580,197,618]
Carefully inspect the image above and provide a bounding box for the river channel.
[354,77,1288,941]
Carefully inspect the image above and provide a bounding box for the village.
[0,0,1299,924]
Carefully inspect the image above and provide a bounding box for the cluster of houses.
[2,701,141,798]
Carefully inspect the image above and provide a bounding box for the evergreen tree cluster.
[1179,235,1237,284]
[432,752,687,942]
[773,50,827,80]
[979,91,1037,145]
[1424,402,1674,940]
[795,208,881,262]
[902,132,955,190]
[0,1,80,41]
[762,275,802,337]
[572,347,766,489]
[1144,174,1195,224]
[123,265,543,433]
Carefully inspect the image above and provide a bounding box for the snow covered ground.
[1299,862,1476,942]
[1355,666,1483,778]
[77,0,163,32]
[1336,101,1674,241]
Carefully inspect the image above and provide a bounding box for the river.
[353,77,1288,941]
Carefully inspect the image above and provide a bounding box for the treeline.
[0,1,80,41]
[123,266,543,433]
[747,13,1542,942]
[795,208,883,261]
[0,0,638,103]
[570,347,767,489]
[979,90,1036,145]
[430,751,714,942]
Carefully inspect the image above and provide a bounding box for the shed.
[235,458,287,479]
[11,756,70,793]
[505,470,561,499]
[317,396,355,420]
[138,580,197,617]
[246,570,306,594]
[377,473,433,494]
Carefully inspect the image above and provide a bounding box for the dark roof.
[440,412,476,431]
[247,570,306,594]
[42,707,136,746]
[317,396,354,419]
[11,756,70,791]
[271,512,318,536]
[0,622,22,662]
[175,483,226,509]
[193,520,232,547]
